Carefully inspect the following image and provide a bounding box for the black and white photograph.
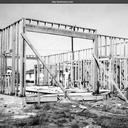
[0,4,128,128]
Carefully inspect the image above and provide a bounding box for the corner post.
[93,30,99,94]
[19,18,26,97]
[11,25,16,95]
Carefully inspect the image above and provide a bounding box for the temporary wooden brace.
[21,33,75,102]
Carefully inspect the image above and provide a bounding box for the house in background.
[26,68,44,85]
[7,66,12,75]
[26,69,35,83]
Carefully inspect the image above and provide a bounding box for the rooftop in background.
[26,69,34,74]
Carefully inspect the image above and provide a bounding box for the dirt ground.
[0,94,128,128]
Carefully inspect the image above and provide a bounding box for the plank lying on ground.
[26,92,106,103]
[26,87,110,95]
[25,86,86,94]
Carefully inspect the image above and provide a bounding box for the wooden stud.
[2,30,4,93]
[78,51,80,84]
[93,31,99,94]
[43,57,46,85]
[105,36,107,56]
[4,29,7,93]
[0,31,3,93]
[16,23,19,96]
[124,59,127,89]
[71,37,74,88]
[37,59,40,85]
[119,59,121,89]
[19,18,26,97]
[11,25,16,95]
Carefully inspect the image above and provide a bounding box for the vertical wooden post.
[105,36,107,56]
[103,61,105,88]
[114,38,117,87]
[43,57,47,85]
[19,18,26,97]
[99,36,102,57]
[1,31,4,93]
[38,90,40,105]
[48,56,50,85]
[110,37,114,92]
[1,31,3,93]
[34,65,37,85]
[0,30,2,93]
[37,59,40,85]
[3,29,8,94]
[78,51,80,83]
[2,29,6,93]
[11,25,16,95]
[93,31,99,94]
[71,37,74,88]
[16,23,19,96]
[124,39,128,99]
[7,28,10,94]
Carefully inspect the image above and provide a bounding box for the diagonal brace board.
[92,53,128,103]
[21,33,75,102]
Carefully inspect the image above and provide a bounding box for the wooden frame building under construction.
[0,18,128,102]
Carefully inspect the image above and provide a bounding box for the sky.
[0,4,128,70]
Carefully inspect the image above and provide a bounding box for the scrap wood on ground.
[92,53,128,103]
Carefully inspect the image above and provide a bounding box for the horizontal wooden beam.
[25,24,96,40]
[25,18,97,32]
[6,54,38,60]
[98,34,128,40]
